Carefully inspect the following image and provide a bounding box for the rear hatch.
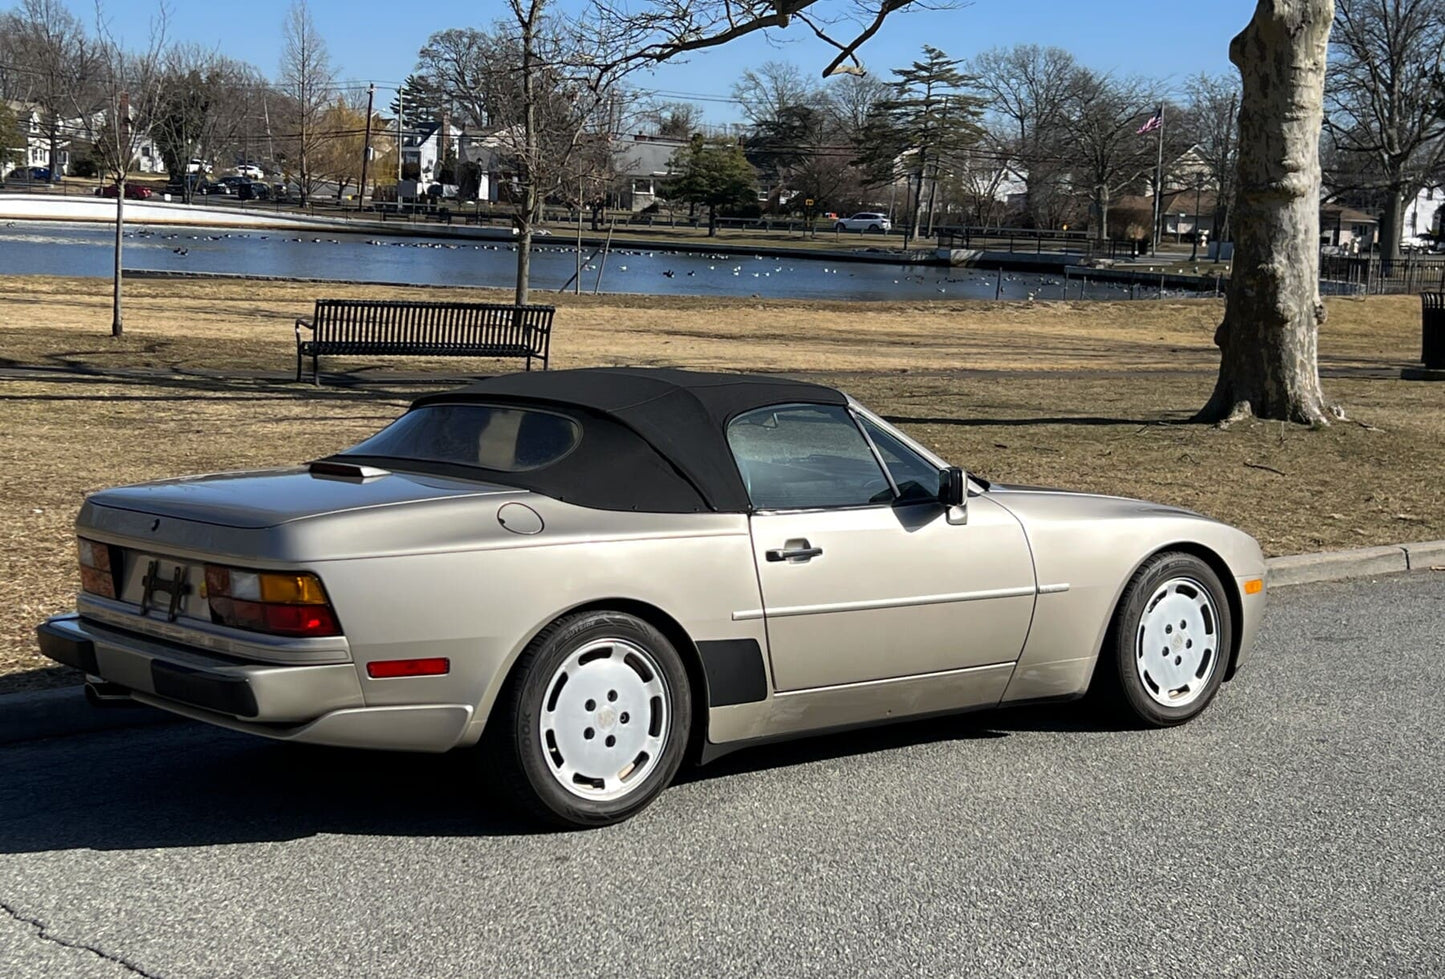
[87,464,513,529]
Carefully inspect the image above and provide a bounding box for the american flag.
[1137,107,1163,135]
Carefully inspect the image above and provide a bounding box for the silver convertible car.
[38,368,1266,827]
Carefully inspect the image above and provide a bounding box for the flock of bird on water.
[117,227,1202,301]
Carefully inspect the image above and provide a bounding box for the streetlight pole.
[358,83,375,213]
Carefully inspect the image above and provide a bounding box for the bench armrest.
[295,317,314,341]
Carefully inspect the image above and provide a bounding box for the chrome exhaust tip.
[84,680,139,708]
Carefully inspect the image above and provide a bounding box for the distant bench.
[294,299,554,383]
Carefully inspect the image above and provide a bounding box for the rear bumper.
[36,614,472,752]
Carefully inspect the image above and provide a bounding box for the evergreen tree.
[666,136,757,236]
[853,46,984,240]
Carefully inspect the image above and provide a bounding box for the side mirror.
[939,466,966,507]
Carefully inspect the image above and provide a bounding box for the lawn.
[1,276,1440,688]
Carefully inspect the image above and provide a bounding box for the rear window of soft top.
[340,404,581,472]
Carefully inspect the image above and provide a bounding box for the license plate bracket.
[140,559,191,622]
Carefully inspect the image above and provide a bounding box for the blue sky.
[88,0,1256,122]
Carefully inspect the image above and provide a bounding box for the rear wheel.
[487,611,690,828]
[868,224,881,232]
[1097,552,1232,727]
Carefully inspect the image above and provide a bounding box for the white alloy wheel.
[1134,577,1220,708]
[538,638,670,802]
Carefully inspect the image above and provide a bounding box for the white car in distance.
[835,212,892,233]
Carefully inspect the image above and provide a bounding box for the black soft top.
[402,367,848,512]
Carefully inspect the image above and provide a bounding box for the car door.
[729,403,1036,693]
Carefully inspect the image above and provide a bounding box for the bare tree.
[732,61,820,125]
[644,100,704,138]
[1061,69,1161,240]
[90,2,169,337]
[1182,72,1241,241]
[279,0,334,204]
[593,1,951,79]
[421,3,637,304]
[416,28,512,131]
[822,71,890,142]
[969,45,1079,228]
[1327,0,1445,261]
[1197,0,1335,427]
[1,0,99,180]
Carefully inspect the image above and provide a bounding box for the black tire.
[835,222,847,232]
[868,224,881,233]
[486,610,691,828]
[1096,551,1233,728]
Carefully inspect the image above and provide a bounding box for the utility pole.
[358,83,375,213]
[1190,170,1205,262]
[396,91,404,184]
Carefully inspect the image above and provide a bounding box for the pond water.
[0,221,1181,302]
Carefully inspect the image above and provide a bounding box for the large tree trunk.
[513,2,538,307]
[1196,0,1335,426]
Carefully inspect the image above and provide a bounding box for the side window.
[727,404,892,510]
[858,415,942,503]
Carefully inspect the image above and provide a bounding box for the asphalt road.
[1,574,1441,979]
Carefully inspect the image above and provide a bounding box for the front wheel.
[834,222,847,232]
[486,611,691,828]
[1097,552,1233,727]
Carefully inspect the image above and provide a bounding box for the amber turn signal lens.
[1244,578,1264,595]
[258,573,328,605]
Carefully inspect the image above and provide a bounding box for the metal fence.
[1319,255,1445,295]
[936,226,1142,261]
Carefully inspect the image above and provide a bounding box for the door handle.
[766,541,823,562]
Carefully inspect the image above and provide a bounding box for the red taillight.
[261,603,340,638]
[367,658,450,679]
[204,564,341,638]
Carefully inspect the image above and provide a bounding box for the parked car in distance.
[36,367,1267,829]
[16,166,52,182]
[835,212,892,233]
[97,183,154,200]
[234,164,266,179]
[236,180,270,201]
[169,173,214,196]
[215,175,247,194]
[185,159,212,174]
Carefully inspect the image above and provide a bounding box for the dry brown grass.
[1,276,1440,689]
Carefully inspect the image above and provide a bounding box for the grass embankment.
[1,277,1440,688]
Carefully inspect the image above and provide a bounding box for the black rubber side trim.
[696,639,768,707]
[150,661,259,718]
[36,622,99,675]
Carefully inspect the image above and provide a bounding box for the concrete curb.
[1265,540,1445,587]
[1,540,1442,747]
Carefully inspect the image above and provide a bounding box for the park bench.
[294,299,554,384]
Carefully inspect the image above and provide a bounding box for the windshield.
[340,404,581,473]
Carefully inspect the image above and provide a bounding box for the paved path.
[0,575,1441,978]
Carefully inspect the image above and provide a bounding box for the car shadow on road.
[679,699,1117,783]
[0,725,542,851]
[0,701,1117,852]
